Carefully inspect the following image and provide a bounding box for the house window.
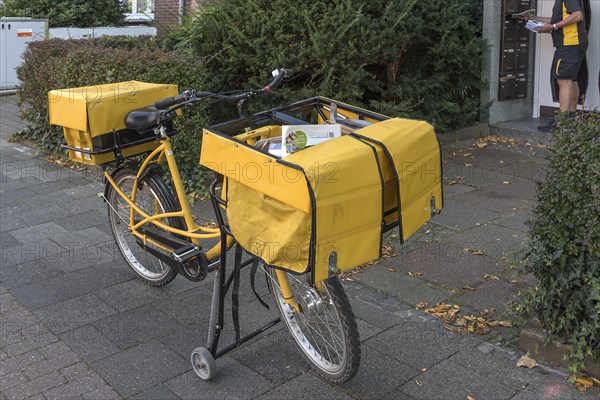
[124,0,154,22]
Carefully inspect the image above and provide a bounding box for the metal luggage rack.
[60,126,178,165]
[207,96,388,138]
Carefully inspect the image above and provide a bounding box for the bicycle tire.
[106,168,184,286]
[264,265,361,382]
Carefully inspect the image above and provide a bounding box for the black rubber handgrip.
[155,94,185,110]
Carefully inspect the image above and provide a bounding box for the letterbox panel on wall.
[498,0,535,101]
[499,74,517,100]
[516,42,530,70]
[516,74,528,98]
[503,19,519,42]
[504,0,520,14]
[518,0,533,11]
[502,48,517,72]
[517,22,531,42]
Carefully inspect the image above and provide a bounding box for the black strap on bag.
[232,244,243,345]
[250,259,270,310]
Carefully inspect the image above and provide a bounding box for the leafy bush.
[0,0,126,27]
[166,0,485,132]
[16,37,211,194]
[521,112,600,372]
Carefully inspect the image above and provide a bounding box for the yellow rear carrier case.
[200,97,443,283]
[48,81,179,165]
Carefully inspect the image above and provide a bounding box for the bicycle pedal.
[172,244,202,263]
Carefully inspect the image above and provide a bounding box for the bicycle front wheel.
[106,168,184,286]
[264,265,360,382]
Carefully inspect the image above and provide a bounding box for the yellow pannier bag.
[48,81,178,165]
[200,97,443,283]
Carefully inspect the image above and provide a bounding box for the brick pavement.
[1,95,597,399]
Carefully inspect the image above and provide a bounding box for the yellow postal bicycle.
[48,69,443,382]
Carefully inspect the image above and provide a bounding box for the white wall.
[534,0,600,116]
[49,26,156,39]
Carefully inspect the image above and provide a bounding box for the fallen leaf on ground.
[516,355,539,369]
[408,271,423,277]
[575,378,593,387]
[201,221,218,229]
[416,301,428,309]
[484,274,500,281]
[480,135,518,145]
[502,181,510,185]
[415,379,423,386]
[464,163,473,168]
[382,244,397,258]
[467,396,476,400]
[419,303,513,335]
[488,320,512,327]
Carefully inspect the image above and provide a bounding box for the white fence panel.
[49,26,156,39]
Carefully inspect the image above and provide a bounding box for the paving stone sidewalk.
[1,95,597,399]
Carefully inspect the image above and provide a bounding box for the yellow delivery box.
[48,81,178,165]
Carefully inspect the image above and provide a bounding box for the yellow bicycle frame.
[104,136,298,309]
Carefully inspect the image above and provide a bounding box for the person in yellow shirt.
[521,0,588,131]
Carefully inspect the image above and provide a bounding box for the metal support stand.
[204,176,280,361]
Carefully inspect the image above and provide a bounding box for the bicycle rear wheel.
[106,168,184,286]
[264,265,360,382]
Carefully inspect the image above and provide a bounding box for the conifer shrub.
[167,0,485,132]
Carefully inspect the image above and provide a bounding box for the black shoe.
[538,124,553,133]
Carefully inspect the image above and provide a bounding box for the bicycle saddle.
[124,106,163,131]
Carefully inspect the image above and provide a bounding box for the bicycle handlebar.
[154,92,190,110]
[154,68,293,110]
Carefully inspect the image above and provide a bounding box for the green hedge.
[521,112,600,373]
[16,37,211,193]
[167,0,485,132]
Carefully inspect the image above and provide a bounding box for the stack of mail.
[525,20,545,33]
